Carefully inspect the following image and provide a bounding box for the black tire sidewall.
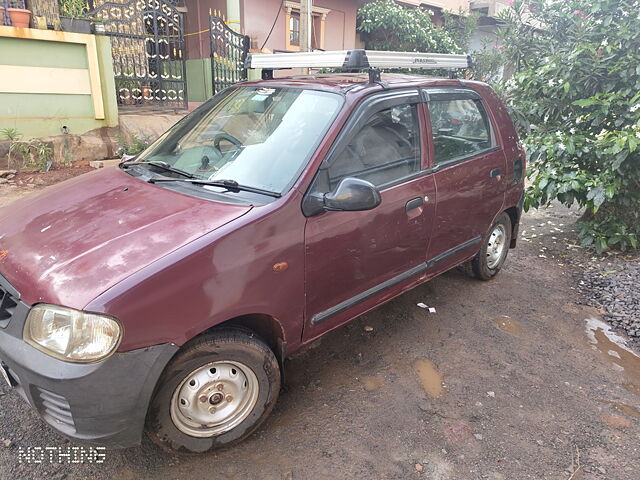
[473,213,512,280]
[146,331,280,454]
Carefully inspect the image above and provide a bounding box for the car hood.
[0,167,251,308]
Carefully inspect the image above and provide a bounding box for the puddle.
[585,318,640,396]
[413,358,444,398]
[492,315,522,336]
[585,318,640,382]
[607,402,640,420]
[360,376,384,392]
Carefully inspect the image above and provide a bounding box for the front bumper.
[0,295,178,448]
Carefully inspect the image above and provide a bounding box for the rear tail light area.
[514,144,526,184]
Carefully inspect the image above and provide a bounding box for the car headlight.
[24,304,122,363]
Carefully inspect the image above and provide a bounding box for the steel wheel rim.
[170,360,259,437]
[486,224,507,269]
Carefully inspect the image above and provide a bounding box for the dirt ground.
[0,172,639,480]
[0,165,95,209]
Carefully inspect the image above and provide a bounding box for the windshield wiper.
[121,160,195,179]
[149,178,282,198]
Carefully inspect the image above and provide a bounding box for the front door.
[423,87,507,273]
[303,92,436,342]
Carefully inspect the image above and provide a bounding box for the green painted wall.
[0,93,105,137]
[0,37,88,69]
[186,58,213,102]
[0,34,118,139]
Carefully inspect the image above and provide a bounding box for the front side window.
[427,96,493,164]
[327,103,421,189]
[134,86,343,194]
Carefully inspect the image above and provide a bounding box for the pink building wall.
[241,0,360,52]
[184,0,227,59]
[184,0,361,60]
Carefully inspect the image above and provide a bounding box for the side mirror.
[303,177,381,217]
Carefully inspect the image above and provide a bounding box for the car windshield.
[134,86,343,194]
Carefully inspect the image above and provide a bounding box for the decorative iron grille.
[209,15,249,95]
[87,0,188,109]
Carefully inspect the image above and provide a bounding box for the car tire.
[469,212,512,281]
[145,328,281,454]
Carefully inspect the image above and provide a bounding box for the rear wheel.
[146,329,280,453]
[466,213,512,281]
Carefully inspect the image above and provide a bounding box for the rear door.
[423,87,507,273]
[303,90,436,341]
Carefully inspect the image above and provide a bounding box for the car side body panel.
[84,192,308,353]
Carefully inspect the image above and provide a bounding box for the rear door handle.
[405,197,424,212]
[490,168,502,178]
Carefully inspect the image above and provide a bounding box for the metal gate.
[88,0,188,109]
[209,15,250,95]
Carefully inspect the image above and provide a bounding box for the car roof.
[242,72,487,96]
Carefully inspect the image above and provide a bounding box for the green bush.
[58,0,88,19]
[116,133,151,157]
[357,1,462,53]
[1,128,52,171]
[501,0,640,251]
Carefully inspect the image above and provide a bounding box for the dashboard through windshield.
[130,86,343,196]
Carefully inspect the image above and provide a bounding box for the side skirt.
[311,236,481,326]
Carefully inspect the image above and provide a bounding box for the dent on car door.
[424,87,507,272]
[302,91,436,342]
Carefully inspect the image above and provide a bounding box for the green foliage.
[58,0,88,19]
[501,0,640,251]
[442,9,479,51]
[0,127,21,142]
[469,42,509,85]
[1,128,52,171]
[116,133,151,157]
[357,1,462,53]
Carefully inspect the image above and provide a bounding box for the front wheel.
[467,212,512,281]
[146,329,281,454]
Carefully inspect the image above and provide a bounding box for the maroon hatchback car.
[0,50,524,453]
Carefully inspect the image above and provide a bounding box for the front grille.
[0,284,17,328]
[36,387,76,433]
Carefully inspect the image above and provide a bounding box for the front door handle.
[405,197,424,212]
[490,168,502,178]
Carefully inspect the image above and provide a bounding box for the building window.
[289,13,300,46]
[284,1,330,51]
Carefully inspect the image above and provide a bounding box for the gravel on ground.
[580,253,640,345]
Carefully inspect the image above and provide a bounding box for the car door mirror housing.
[304,177,382,216]
[325,177,382,212]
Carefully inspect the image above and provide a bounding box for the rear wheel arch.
[484,206,520,248]
[504,206,520,248]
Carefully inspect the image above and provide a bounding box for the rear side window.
[427,95,493,164]
[327,103,421,188]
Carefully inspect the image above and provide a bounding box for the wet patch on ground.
[491,315,523,337]
[606,402,640,420]
[413,358,444,398]
[585,317,640,389]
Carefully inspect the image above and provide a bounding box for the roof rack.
[245,49,472,83]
